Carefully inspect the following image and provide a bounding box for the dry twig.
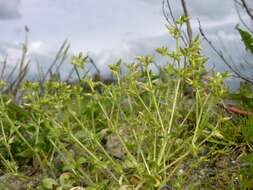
[198,20,253,84]
[180,0,193,44]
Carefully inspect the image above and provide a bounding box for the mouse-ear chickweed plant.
[0,16,250,189]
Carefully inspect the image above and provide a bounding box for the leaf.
[4,97,30,120]
[242,117,253,143]
[59,172,76,188]
[76,157,87,167]
[241,154,253,165]
[155,47,169,56]
[42,178,58,189]
[236,25,253,54]
[176,16,189,25]
[70,187,85,190]
[62,162,75,172]
[17,148,34,158]
[71,52,87,68]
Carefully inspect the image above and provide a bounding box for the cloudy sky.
[0,0,252,79]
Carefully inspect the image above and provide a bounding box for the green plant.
[239,154,253,189]
[0,15,247,190]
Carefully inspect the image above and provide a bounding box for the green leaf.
[155,47,169,56]
[236,25,253,54]
[71,52,87,68]
[242,117,253,144]
[76,157,87,167]
[59,172,75,189]
[42,178,58,189]
[5,98,30,120]
[62,162,75,172]
[17,148,34,158]
[241,154,253,165]
[176,16,189,25]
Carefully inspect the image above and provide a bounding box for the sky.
[0,0,252,80]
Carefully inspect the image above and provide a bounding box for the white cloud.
[29,41,57,56]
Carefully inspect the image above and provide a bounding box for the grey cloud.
[187,0,233,19]
[89,34,175,76]
[91,17,252,84]
[28,53,71,80]
[0,0,21,20]
[0,0,250,85]
[0,42,20,58]
[140,0,234,20]
[137,0,161,6]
